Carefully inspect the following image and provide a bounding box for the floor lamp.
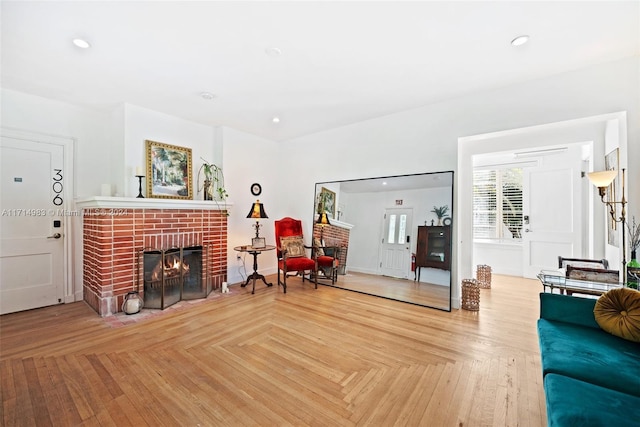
[587,168,627,278]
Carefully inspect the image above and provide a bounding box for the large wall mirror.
[313,171,453,311]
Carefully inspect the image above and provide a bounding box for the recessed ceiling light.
[511,35,530,47]
[72,38,91,49]
[200,92,215,100]
[265,47,282,57]
[272,116,281,124]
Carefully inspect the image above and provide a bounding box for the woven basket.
[476,264,492,289]
[461,279,480,311]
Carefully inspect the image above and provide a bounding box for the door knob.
[47,233,62,239]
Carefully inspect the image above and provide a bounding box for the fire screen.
[142,245,207,309]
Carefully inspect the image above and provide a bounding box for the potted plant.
[197,159,229,206]
[431,205,449,226]
[627,216,640,288]
[628,216,640,256]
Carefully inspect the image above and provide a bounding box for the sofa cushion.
[539,293,600,329]
[538,319,640,397]
[594,287,640,342]
[544,373,640,427]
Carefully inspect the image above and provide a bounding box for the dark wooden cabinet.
[416,225,451,272]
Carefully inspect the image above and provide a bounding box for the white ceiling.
[2,1,638,142]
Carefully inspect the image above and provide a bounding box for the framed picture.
[146,140,193,200]
[604,148,619,247]
[251,237,266,249]
[319,187,336,218]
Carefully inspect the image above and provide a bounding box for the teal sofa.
[537,293,640,426]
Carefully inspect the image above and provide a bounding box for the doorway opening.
[458,112,628,293]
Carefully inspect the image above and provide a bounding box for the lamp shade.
[246,200,268,219]
[587,170,617,188]
[316,212,331,226]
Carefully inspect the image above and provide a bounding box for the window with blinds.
[473,168,523,240]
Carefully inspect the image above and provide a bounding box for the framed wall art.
[146,140,193,200]
[319,187,336,218]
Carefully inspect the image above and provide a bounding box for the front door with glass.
[380,208,413,278]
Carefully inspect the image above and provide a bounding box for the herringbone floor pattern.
[1,274,545,426]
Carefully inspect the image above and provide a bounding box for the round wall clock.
[443,217,452,226]
[250,183,262,196]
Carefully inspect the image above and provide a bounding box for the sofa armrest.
[539,293,600,329]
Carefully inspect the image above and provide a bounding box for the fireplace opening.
[142,245,207,309]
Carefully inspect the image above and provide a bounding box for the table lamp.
[316,212,331,243]
[246,200,268,238]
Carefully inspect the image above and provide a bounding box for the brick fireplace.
[313,219,353,275]
[76,197,228,316]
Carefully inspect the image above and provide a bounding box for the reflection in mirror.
[313,171,453,311]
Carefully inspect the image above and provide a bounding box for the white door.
[0,137,66,314]
[380,208,412,278]
[522,146,583,278]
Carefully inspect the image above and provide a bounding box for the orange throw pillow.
[594,288,640,343]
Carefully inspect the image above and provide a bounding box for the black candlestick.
[136,175,144,198]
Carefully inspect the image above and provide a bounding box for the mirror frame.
[313,171,454,311]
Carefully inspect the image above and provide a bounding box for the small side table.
[234,245,276,294]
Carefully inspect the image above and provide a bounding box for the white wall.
[221,126,281,285]
[473,242,523,277]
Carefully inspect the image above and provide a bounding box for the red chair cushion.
[317,255,338,267]
[279,257,316,271]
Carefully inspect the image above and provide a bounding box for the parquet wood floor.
[1,274,545,426]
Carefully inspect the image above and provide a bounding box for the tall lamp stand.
[588,168,627,279]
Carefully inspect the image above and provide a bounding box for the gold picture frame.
[319,187,336,218]
[146,140,193,200]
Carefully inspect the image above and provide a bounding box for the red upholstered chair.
[274,217,318,293]
[312,236,340,284]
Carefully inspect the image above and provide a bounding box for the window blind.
[473,168,523,240]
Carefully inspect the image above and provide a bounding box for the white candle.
[135,166,144,176]
[100,184,111,197]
